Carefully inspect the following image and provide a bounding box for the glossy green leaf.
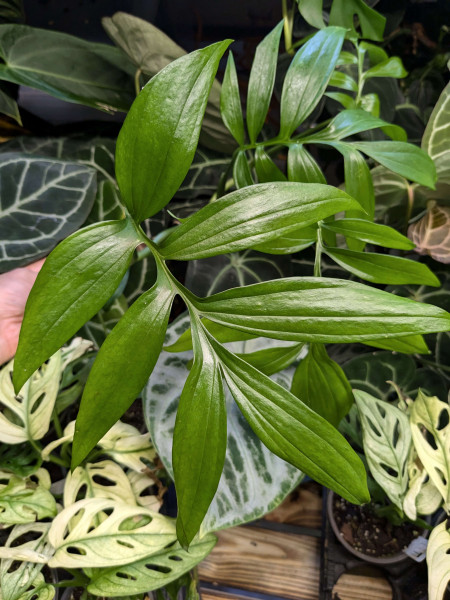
[322,218,414,249]
[279,27,346,138]
[233,150,253,188]
[329,0,386,41]
[173,320,227,547]
[72,277,175,468]
[363,57,407,80]
[253,225,317,255]
[359,42,388,65]
[333,144,375,220]
[115,40,231,222]
[0,153,97,272]
[79,295,128,348]
[246,20,283,143]
[426,521,450,600]
[355,390,411,511]
[0,24,135,111]
[221,52,245,146]
[365,335,429,355]
[325,91,356,110]
[159,183,359,260]
[211,337,369,504]
[352,141,437,189]
[291,343,353,428]
[13,219,140,393]
[237,342,304,376]
[177,148,231,200]
[337,51,358,66]
[325,247,440,286]
[328,71,358,92]
[287,144,326,184]
[359,92,380,118]
[297,0,326,29]
[193,277,450,343]
[422,81,450,186]
[310,109,406,142]
[164,318,257,353]
[254,146,286,182]
[0,83,20,123]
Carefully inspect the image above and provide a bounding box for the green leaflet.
[321,218,414,250]
[246,21,284,143]
[328,71,358,92]
[308,109,406,142]
[233,150,253,188]
[210,336,369,504]
[72,276,175,468]
[324,247,440,287]
[193,277,450,343]
[164,318,257,353]
[236,343,304,376]
[291,343,353,428]
[287,144,326,184]
[0,82,21,123]
[221,52,245,146]
[254,147,286,182]
[115,40,231,222]
[13,218,140,392]
[158,183,360,260]
[279,27,346,138]
[329,0,386,41]
[363,57,407,80]
[252,225,317,255]
[173,319,227,547]
[354,390,411,511]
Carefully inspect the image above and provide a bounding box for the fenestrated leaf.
[233,150,253,189]
[329,0,386,41]
[0,24,135,111]
[173,319,227,546]
[0,469,56,525]
[0,352,60,443]
[145,314,303,535]
[210,336,369,504]
[408,203,450,264]
[324,247,440,286]
[115,40,231,223]
[159,183,360,260]
[279,27,346,138]
[13,218,140,392]
[0,153,97,272]
[48,498,176,569]
[308,109,406,142]
[322,218,414,249]
[87,535,216,597]
[410,391,450,512]
[354,390,411,511]
[221,52,244,146]
[287,144,326,184]
[363,57,407,80]
[193,277,450,343]
[291,343,353,428]
[422,81,450,187]
[72,276,175,468]
[254,146,286,183]
[403,450,442,520]
[246,21,283,143]
[1,573,54,600]
[426,520,450,600]
[127,471,161,512]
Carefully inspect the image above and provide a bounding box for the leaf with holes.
[48,498,176,569]
[0,352,61,444]
[354,390,411,511]
[427,520,450,600]
[410,391,450,512]
[0,153,97,272]
[0,469,56,525]
[87,534,216,597]
[96,422,157,473]
[403,450,442,521]
[127,471,161,512]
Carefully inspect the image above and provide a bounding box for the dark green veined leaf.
[287,144,326,183]
[237,342,304,376]
[253,225,317,255]
[13,219,140,393]
[329,0,386,41]
[165,318,257,353]
[254,147,286,182]
[210,337,369,504]
[325,91,356,110]
[0,0,24,23]
[291,343,353,427]
[421,81,450,187]
[363,57,407,80]
[0,82,20,123]
[72,276,175,468]
[246,20,283,143]
[279,27,346,138]
[176,148,231,200]
[159,183,359,260]
[351,141,437,189]
[324,247,440,286]
[115,40,231,223]
[173,320,227,546]
[0,25,135,111]
[87,535,217,597]
[309,109,406,142]
[233,150,253,188]
[192,277,450,343]
[0,153,97,272]
[321,218,414,250]
[328,71,358,92]
[220,52,245,146]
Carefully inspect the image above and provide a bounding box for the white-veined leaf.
[403,449,442,521]
[127,471,161,512]
[0,470,56,525]
[427,520,450,600]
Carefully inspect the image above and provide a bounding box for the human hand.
[0,259,44,366]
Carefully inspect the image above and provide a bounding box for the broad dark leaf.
[0,153,97,272]
[72,277,175,467]
[0,0,24,24]
[115,40,231,222]
[13,218,140,392]
[220,52,245,146]
[159,183,359,260]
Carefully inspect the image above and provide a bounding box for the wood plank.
[198,526,320,600]
[200,589,255,600]
[264,483,322,528]
[333,573,393,600]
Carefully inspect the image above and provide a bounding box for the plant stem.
[134,68,142,96]
[282,0,295,55]
[314,224,324,277]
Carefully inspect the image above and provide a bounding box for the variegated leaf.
[127,471,161,512]
[0,470,56,525]
[422,81,450,186]
[427,520,450,600]
[408,203,450,264]
[403,449,442,521]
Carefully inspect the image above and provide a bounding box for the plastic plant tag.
[403,535,428,562]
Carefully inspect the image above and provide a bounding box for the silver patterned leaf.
[143,313,303,536]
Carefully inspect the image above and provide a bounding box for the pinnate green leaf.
[233,150,253,188]
[322,218,414,249]
[220,52,245,146]
[254,146,286,183]
[363,57,407,80]
[287,144,326,183]
[329,0,386,41]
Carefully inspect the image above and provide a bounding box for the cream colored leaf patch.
[408,203,450,264]
[128,471,162,511]
[427,520,450,600]
[403,449,442,520]
[0,470,56,525]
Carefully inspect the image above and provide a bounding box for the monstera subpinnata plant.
[10,19,450,550]
[0,345,212,599]
[355,388,450,600]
